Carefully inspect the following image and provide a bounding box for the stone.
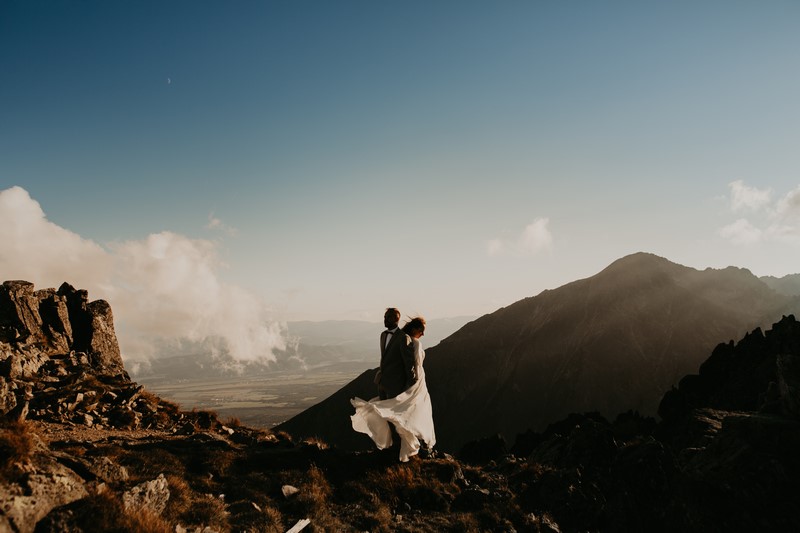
[281,484,299,498]
[0,377,17,415]
[0,457,88,533]
[122,473,170,515]
[36,289,73,353]
[0,281,43,345]
[88,456,129,483]
[86,300,123,372]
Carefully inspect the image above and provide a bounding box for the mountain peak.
[280,253,799,452]
[601,252,681,274]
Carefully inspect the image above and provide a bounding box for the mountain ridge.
[278,252,800,451]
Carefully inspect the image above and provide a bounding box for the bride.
[351,316,436,461]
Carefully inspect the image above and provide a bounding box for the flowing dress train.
[351,339,436,462]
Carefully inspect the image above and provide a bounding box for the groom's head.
[384,308,400,329]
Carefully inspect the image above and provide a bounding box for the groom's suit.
[378,328,416,400]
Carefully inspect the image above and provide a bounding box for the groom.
[376,308,416,400]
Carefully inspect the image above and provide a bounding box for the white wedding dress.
[351,339,436,462]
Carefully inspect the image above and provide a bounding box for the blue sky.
[2,1,800,350]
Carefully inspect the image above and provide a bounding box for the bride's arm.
[413,340,424,371]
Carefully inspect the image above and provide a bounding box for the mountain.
[761,273,800,297]
[277,252,799,451]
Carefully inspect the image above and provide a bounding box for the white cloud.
[720,182,800,246]
[488,217,553,256]
[729,180,772,212]
[719,218,762,245]
[518,218,554,254]
[206,212,238,236]
[0,186,112,288]
[0,186,285,364]
[775,185,800,222]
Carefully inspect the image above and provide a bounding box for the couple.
[350,308,436,462]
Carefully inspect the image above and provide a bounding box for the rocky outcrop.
[0,281,255,532]
[657,314,800,423]
[0,281,124,383]
[0,281,131,424]
[494,315,800,532]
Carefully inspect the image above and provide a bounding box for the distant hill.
[277,252,800,452]
[761,273,800,297]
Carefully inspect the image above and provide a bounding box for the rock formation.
[0,281,124,380]
[505,315,800,532]
[0,281,227,532]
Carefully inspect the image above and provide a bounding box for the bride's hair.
[402,316,426,335]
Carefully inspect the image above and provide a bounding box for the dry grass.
[363,460,453,509]
[224,416,242,428]
[273,430,293,442]
[59,491,174,533]
[297,464,332,510]
[199,449,237,479]
[369,463,419,495]
[261,504,285,532]
[176,493,229,531]
[158,397,181,414]
[163,474,193,517]
[118,446,186,482]
[446,513,482,532]
[138,388,162,405]
[300,436,329,450]
[190,408,219,429]
[293,465,349,532]
[353,502,394,532]
[0,419,37,478]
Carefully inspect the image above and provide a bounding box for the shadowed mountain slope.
[278,252,799,452]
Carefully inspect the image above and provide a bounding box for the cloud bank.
[729,180,772,212]
[488,217,553,256]
[0,186,285,366]
[719,181,800,245]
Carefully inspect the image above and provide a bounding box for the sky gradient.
[2,1,800,360]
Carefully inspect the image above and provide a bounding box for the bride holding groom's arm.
[351,311,435,462]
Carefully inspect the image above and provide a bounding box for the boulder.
[0,281,44,345]
[122,473,170,515]
[85,300,123,372]
[57,283,124,374]
[0,456,88,533]
[36,289,73,353]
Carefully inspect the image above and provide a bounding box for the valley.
[138,361,373,428]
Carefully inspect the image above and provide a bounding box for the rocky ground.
[2,280,800,532]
